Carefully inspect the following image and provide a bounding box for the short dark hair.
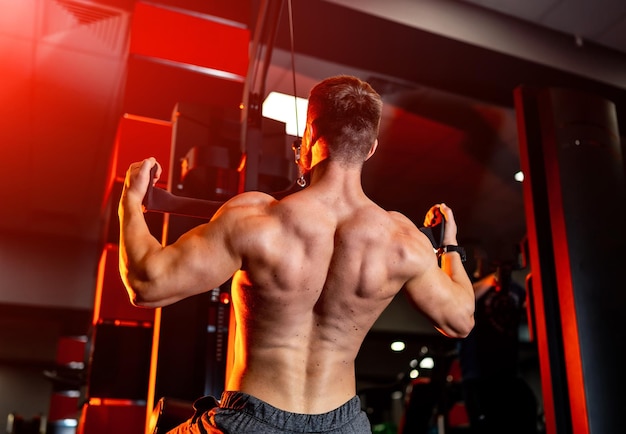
[307,75,382,165]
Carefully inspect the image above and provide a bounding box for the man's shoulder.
[212,191,277,223]
[224,191,277,208]
[387,209,412,222]
[386,210,421,232]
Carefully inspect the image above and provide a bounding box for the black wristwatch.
[437,245,466,262]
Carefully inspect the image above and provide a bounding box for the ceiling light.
[515,171,524,182]
[409,369,419,379]
[419,356,434,369]
[262,91,308,137]
[390,341,406,352]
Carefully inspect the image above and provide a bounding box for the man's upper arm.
[132,199,248,307]
[402,230,474,338]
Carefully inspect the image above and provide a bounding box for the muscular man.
[119,75,475,433]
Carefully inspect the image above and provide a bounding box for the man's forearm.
[440,251,475,335]
[118,192,162,303]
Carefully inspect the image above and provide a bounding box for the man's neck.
[308,160,365,195]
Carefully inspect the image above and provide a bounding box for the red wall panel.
[93,244,155,324]
[130,2,249,78]
[114,114,173,185]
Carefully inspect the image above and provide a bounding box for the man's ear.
[365,139,379,161]
[307,120,319,147]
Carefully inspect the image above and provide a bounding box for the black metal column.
[515,86,626,434]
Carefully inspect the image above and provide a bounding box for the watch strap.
[437,245,466,262]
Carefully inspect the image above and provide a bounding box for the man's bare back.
[119,75,474,432]
[224,171,440,414]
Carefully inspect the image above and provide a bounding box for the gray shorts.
[168,391,371,433]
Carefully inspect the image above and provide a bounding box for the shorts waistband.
[218,391,363,431]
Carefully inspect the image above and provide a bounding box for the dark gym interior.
[1,1,625,433]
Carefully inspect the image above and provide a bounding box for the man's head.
[302,75,383,170]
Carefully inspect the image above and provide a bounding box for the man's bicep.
[138,222,240,306]
[404,259,458,328]
[171,222,241,293]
